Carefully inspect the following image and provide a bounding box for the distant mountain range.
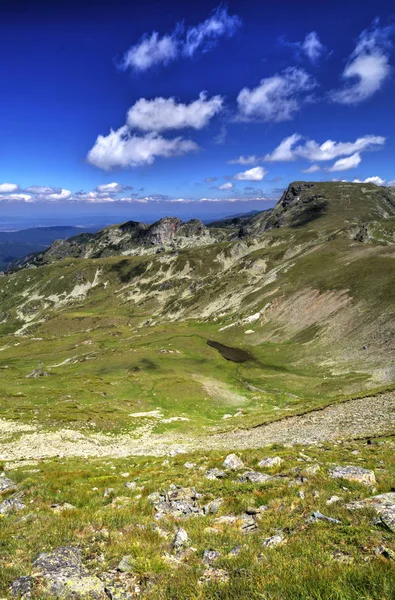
[0,225,99,271]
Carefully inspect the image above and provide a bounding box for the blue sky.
[1,0,394,223]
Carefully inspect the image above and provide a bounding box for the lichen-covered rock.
[258,457,283,468]
[223,454,244,470]
[347,492,395,532]
[149,485,203,519]
[205,468,226,480]
[202,549,221,565]
[0,475,18,494]
[203,498,223,515]
[117,555,134,573]
[10,576,33,598]
[329,465,376,485]
[262,534,284,548]
[171,527,189,551]
[0,495,25,515]
[239,471,272,484]
[32,547,107,599]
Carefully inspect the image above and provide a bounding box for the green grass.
[1,437,394,599]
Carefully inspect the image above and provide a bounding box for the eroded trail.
[0,392,394,464]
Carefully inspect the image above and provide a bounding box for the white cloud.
[121,32,178,72]
[0,182,18,193]
[301,164,321,173]
[237,67,316,122]
[121,6,241,72]
[331,21,393,104]
[302,31,326,62]
[24,185,57,194]
[87,127,198,170]
[127,93,223,132]
[328,152,361,171]
[228,155,261,165]
[183,6,241,57]
[41,188,72,201]
[264,133,303,161]
[0,193,33,202]
[217,182,233,190]
[96,182,125,193]
[388,180,395,187]
[235,166,267,181]
[265,134,385,162]
[354,176,386,185]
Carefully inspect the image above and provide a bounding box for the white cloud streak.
[331,20,393,104]
[121,6,241,72]
[237,68,316,122]
[265,134,385,162]
[328,152,361,171]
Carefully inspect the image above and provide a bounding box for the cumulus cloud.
[388,180,395,187]
[127,93,223,132]
[0,193,33,202]
[0,182,18,193]
[237,68,316,122]
[331,20,393,104]
[39,188,72,201]
[328,152,361,171]
[353,176,386,185]
[217,182,233,190]
[87,127,198,170]
[301,164,321,173]
[121,6,241,72]
[96,182,128,193]
[265,134,385,162]
[235,166,267,181]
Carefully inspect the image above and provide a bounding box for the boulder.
[329,466,376,486]
[32,547,107,599]
[202,549,221,565]
[0,496,25,515]
[0,475,18,494]
[346,492,395,532]
[205,468,226,480]
[171,528,189,551]
[239,471,272,484]
[258,457,283,468]
[223,454,244,470]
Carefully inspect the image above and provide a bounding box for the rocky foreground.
[1,438,394,599]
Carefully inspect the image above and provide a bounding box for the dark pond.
[207,340,253,363]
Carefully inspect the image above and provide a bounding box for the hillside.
[1,181,395,599]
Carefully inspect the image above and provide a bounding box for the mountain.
[0,225,99,271]
[0,180,395,436]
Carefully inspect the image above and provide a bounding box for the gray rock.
[205,468,226,480]
[307,511,341,525]
[171,528,189,551]
[258,457,283,468]
[33,547,107,599]
[329,465,376,486]
[0,475,18,494]
[240,513,258,532]
[346,492,395,532]
[0,495,25,515]
[228,546,242,556]
[262,534,284,548]
[103,487,115,497]
[374,545,395,560]
[202,549,221,564]
[10,576,33,598]
[239,471,272,484]
[223,454,244,470]
[203,498,223,515]
[117,555,134,573]
[125,482,137,490]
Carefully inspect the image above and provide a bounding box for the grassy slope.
[1,438,394,599]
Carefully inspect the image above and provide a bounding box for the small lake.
[207,340,253,363]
